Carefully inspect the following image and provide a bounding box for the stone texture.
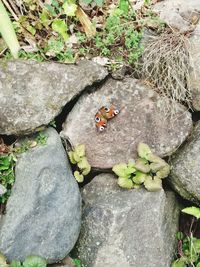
[0,128,81,263]
[50,256,76,267]
[0,60,108,135]
[74,174,180,267]
[61,78,192,169]
[169,121,200,205]
[189,22,200,110]
[153,0,200,33]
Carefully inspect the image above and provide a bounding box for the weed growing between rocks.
[172,206,200,267]
[68,144,91,183]
[0,253,47,267]
[142,32,192,116]
[112,142,170,191]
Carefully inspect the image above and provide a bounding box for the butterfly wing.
[95,111,107,132]
[99,106,120,120]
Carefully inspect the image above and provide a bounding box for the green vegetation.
[0,154,15,204]
[73,258,82,267]
[0,254,47,267]
[1,0,165,69]
[172,206,200,267]
[68,144,91,183]
[0,132,48,204]
[0,0,20,58]
[112,143,170,191]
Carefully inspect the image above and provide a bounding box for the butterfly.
[95,105,120,132]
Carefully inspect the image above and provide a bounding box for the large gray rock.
[0,60,108,135]
[61,78,192,169]
[74,174,180,267]
[170,121,200,205]
[0,128,81,263]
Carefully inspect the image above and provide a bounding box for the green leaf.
[156,165,170,179]
[52,19,68,41]
[75,144,86,158]
[137,143,153,161]
[0,0,20,58]
[112,163,131,179]
[82,0,93,4]
[196,262,200,267]
[171,258,187,267]
[63,1,77,16]
[74,171,84,183]
[77,157,91,175]
[176,232,184,241]
[117,177,134,189]
[182,206,200,219]
[26,25,36,35]
[119,0,129,14]
[11,260,22,267]
[132,171,147,184]
[73,258,81,267]
[68,151,77,164]
[134,158,150,173]
[94,0,103,6]
[73,151,81,163]
[23,255,47,267]
[143,176,162,191]
[192,237,200,253]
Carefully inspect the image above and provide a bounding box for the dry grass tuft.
[142,32,192,116]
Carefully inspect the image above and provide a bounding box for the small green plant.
[68,144,91,183]
[35,133,48,146]
[73,258,82,267]
[0,154,16,203]
[172,206,200,267]
[112,143,170,191]
[0,254,47,267]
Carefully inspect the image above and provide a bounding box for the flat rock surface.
[0,60,108,135]
[170,121,200,205]
[61,78,192,169]
[74,174,180,267]
[0,128,81,263]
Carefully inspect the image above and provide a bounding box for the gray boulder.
[170,121,200,205]
[61,78,192,169]
[0,127,81,263]
[0,60,108,135]
[74,174,180,267]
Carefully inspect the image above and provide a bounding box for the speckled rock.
[189,22,200,110]
[169,121,200,205]
[0,60,108,135]
[0,128,81,263]
[61,78,192,169]
[74,174,180,267]
[153,0,200,33]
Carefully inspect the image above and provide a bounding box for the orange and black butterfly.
[95,105,120,132]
